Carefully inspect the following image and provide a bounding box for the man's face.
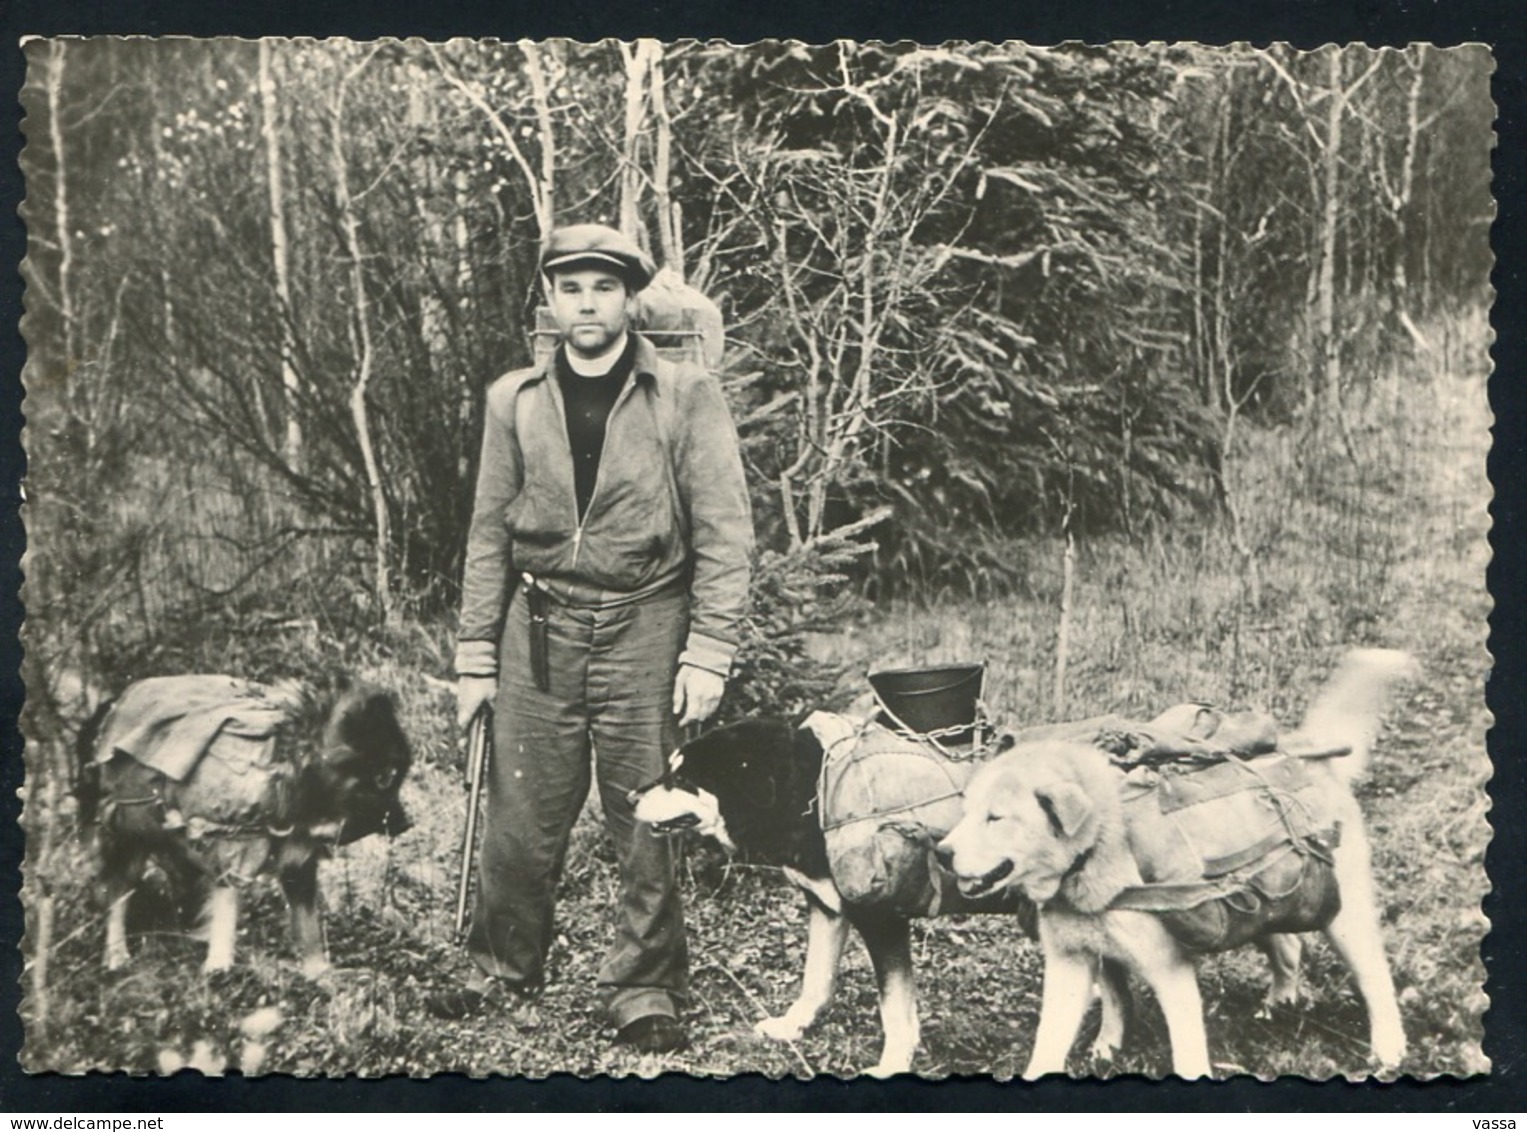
[548,267,633,359]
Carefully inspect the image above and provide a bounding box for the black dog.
[632,717,1047,1076]
[77,674,411,976]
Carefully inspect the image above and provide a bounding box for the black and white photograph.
[16,37,1494,1082]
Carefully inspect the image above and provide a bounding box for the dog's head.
[629,753,735,851]
[936,740,1108,905]
[628,719,806,854]
[298,678,413,844]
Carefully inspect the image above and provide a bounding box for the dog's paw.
[1088,1035,1122,1067]
[754,1014,809,1042]
[863,1059,910,1079]
[1371,1033,1407,1071]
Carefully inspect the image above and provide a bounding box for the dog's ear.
[330,686,411,765]
[1034,781,1093,840]
[793,722,825,768]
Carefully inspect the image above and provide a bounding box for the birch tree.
[330,45,393,623]
[44,39,76,366]
[520,39,556,240]
[259,39,302,468]
[617,40,658,243]
[648,44,683,276]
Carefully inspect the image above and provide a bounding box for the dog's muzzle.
[630,775,736,850]
[649,811,703,835]
[384,802,413,837]
[629,778,703,834]
[958,858,1016,898]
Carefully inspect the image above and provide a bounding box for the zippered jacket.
[456,335,754,679]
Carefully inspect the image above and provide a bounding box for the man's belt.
[519,570,687,693]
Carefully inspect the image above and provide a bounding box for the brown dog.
[937,650,1414,1078]
[77,674,412,977]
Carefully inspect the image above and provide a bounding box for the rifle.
[454,707,492,944]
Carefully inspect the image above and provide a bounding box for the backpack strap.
[644,348,690,540]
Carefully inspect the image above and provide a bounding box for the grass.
[18,327,1491,1080]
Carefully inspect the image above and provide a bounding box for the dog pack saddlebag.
[1115,754,1341,951]
[96,675,303,842]
[816,721,985,914]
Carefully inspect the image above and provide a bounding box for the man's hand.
[457,676,498,730]
[673,665,725,727]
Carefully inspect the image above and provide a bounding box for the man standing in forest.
[427,224,753,1055]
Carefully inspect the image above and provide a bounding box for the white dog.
[938,650,1415,1078]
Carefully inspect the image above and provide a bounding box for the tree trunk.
[45,40,75,366]
[521,40,556,242]
[332,50,392,624]
[454,167,475,480]
[650,45,682,275]
[29,889,54,1037]
[1315,48,1343,417]
[259,40,302,470]
[1053,519,1075,719]
[1192,198,1209,407]
[1391,46,1427,303]
[1211,83,1233,413]
[407,61,454,387]
[619,41,654,242]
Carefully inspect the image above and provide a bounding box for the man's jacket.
[456,335,753,679]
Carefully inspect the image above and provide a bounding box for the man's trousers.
[466,585,688,1027]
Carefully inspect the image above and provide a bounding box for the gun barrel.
[453,709,491,942]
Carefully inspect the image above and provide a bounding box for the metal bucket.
[868,663,986,745]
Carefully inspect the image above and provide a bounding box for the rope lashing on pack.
[1103,750,1344,946]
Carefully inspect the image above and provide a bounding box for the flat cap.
[540,224,656,292]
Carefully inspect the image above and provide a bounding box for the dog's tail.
[74,697,115,828]
[1286,648,1419,784]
